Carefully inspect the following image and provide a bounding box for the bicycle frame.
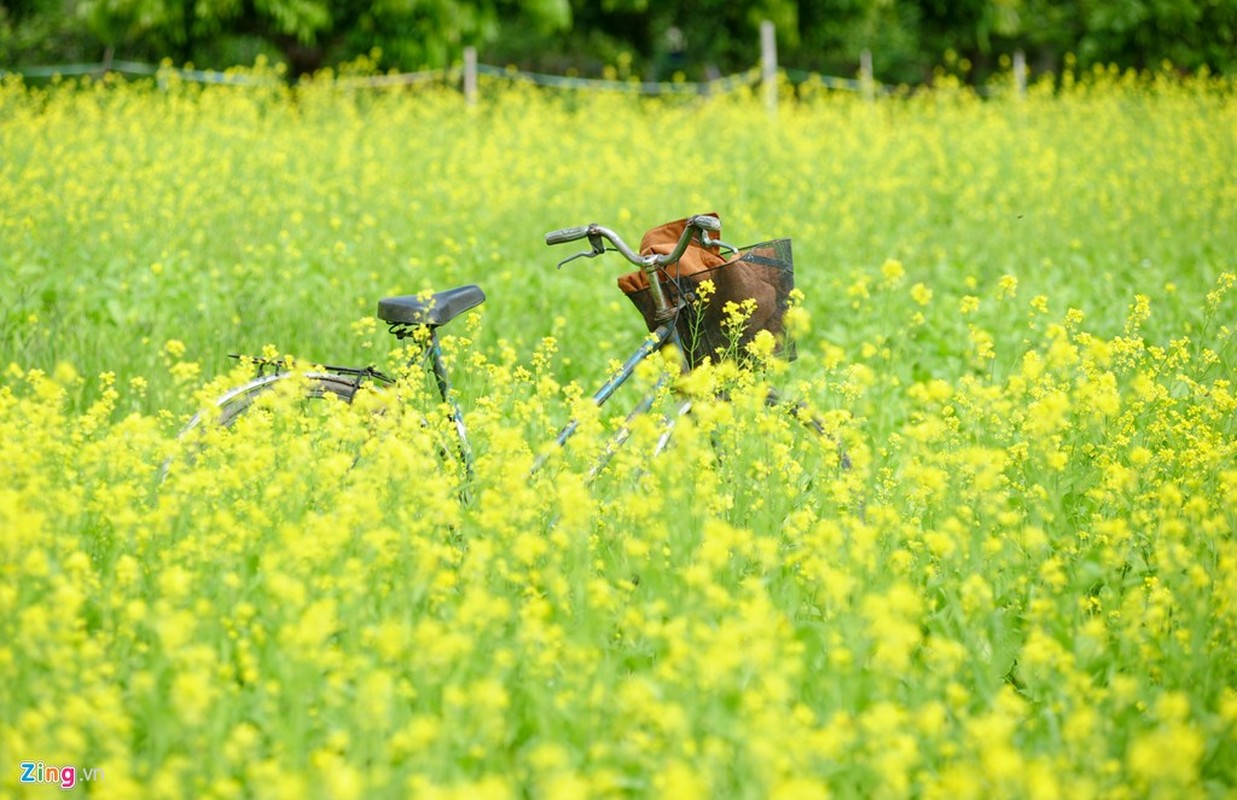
[531,315,687,474]
[401,312,690,480]
[171,301,689,493]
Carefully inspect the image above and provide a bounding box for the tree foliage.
[3,0,572,75]
[2,0,1234,79]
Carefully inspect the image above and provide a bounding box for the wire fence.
[1,39,1027,102]
[0,58,910,100]
[469,63,766,95]
[3,59,278,86]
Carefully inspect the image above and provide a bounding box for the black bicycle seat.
[377,285,486,327]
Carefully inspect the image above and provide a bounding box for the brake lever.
[556,232,608,268]
[701,232,739,255]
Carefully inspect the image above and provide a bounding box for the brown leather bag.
[616,213,728,294]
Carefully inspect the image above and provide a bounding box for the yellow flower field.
[1,66,1235,797]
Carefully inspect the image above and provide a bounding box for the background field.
[4,70,1232,407]
[1,70,1235,798]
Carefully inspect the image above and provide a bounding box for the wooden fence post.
[860,49,874,101]
[761,20,777,118]
[1013,49,1027,98]
[463,46,477,105]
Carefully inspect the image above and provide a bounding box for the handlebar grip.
[545,225,592,245]
[688,214,722,233]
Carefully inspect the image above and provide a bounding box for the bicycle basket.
[622,237,796,369]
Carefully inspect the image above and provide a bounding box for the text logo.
[18,761,103,790]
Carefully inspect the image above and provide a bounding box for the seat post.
[426,328,449,402]
[427,328,475,486]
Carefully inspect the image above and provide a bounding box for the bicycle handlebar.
[545,214,727,322]
[544,214,723,269]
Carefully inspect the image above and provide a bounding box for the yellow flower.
[911,282,933,306]
[881,257,905,286]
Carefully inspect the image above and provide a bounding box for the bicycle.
[164,213,842,489]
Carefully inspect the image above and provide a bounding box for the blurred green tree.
[1,0,1233,78]
[61,0,571,75]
